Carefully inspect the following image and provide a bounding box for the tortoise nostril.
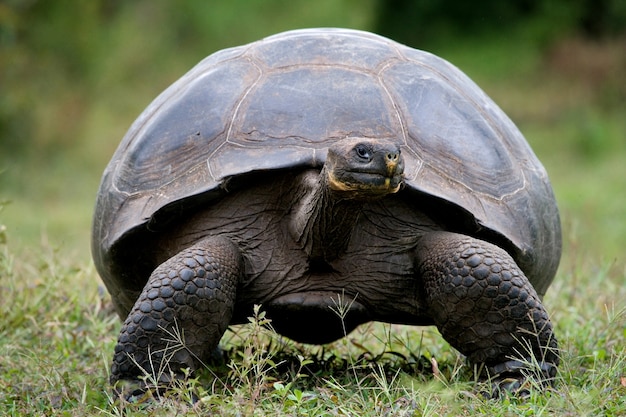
[386,152,399,162]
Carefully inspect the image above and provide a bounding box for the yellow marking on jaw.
[328,171,357,192]
[386,160,398,177]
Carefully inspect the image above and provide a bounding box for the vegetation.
[1,1,625,415]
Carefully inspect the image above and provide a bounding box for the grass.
[1,239,624,415]
[1,3,626,415]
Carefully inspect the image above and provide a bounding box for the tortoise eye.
[355,144,371,160]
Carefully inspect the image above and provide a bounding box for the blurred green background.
[1,0,625,273]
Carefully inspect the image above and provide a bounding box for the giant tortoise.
[92,28,561,397]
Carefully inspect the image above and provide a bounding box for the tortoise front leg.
[415,231,559,396]
[111,236,243,394]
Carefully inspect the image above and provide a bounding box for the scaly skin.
[416,231,559,392]
[111,236,242,390]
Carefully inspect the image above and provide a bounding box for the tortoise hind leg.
[415,231,559,397]
[111,236,243,397]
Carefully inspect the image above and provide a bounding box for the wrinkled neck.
[291,170,363,262]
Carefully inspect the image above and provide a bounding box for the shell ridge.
[206,56,266,182]
[376,60,409,147]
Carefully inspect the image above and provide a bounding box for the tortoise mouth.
[328,170,404,195]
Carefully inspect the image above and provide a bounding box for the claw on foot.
[112,378,161,404]
[112,377,199,405]
[480,359,558,399]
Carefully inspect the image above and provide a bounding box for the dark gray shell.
[92,28,560,297]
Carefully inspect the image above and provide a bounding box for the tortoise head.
[325,138,404,198]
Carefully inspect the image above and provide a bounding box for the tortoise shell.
[92,28,560,302]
